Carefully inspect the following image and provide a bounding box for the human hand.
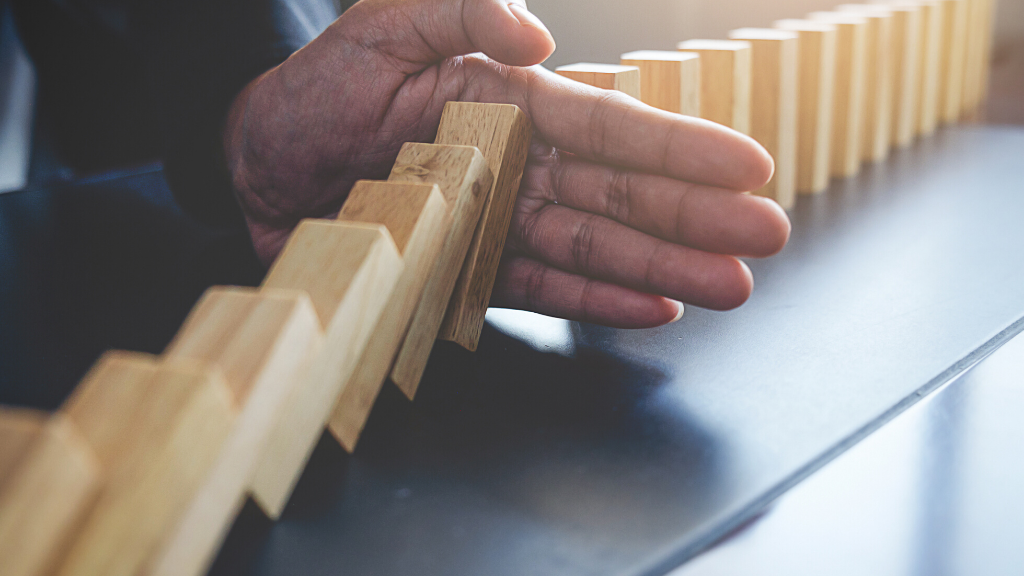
[223,0,790,329]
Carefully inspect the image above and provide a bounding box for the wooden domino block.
[837,4,895,163]
[619,50,701,116]
[433,103,531,352]
[56,353,235,576]
[810,12,869,178]
[254,220,403,515]
[727,28,799,209]
[150,287,323,576]
[0,414,100,576]
[774,19,838,194]
[962,0,994,117]
[327,181,451,451]
[937,0,969,124]
[388,144,494,397]
[915,0,946,136]
[883,2,924,146]
[555,63,642,99]
[676,39,752,134]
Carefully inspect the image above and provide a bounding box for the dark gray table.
[2,126,1023,576]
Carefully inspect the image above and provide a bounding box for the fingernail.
[508,3,552,37]
[669,300,685,323]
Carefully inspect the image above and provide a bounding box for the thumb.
[343,0,556,67]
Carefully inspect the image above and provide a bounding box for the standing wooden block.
[388,144,494,398]
[775,20,838,194]
[0,406,46,483]
[0,415,100,576]
[915,0,945,135]
[884,2,924,146]
[937,0,969,123]
[727,28,799,209]
[254,221,403,515]
[433,103,531,352]
[619,50,701,116]
[327,181,451,451]
[150,287,323,576]
[810,12,870,178]
[555,63,642,99]
[57,354,235,576]
[676,40,753,134]
[963,0,995,116]
[837,4,895,163]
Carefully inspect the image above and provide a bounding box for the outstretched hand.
[223,0,791,329]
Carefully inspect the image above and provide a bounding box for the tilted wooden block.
[810,12,869,178]
[327,181,451,451]
[434,103,531,352]
[254,220,403,515]
[555,63,642,99]
[388,144,493,397]
[937,0,968,124]
[727,28,799,209]
[884,2,924,147]
[775,19,838,194]
[0,414,100,576]
[837,4,895,163]
[56,353,235,576]
[676,39,752,134]
[0,406,46,484]
[150,287,323,576]
[915,0,945,136]
[619,50,701,116]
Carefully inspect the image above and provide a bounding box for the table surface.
[1,126,1023,576]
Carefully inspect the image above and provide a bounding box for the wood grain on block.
[914,0,945,135]
[0,415,100,576]
[620,50,701,116]
[810,12,869,178]
[0,406,46,485]
[775,20,837,194]
[152,287,323,576]
[255,220,402,516]
[937,0,968,123]
[388,144,493,397]
[555,63,642,99]
[884,3,923,146]
[837,4,895,162]
[57,356,234,576]
[727,28,798,209]
[676,40,752,134]
[328,181,451,451]
[434,102,531,352]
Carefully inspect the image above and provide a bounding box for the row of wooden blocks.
[556,0,996,210]
[0,102,532,576]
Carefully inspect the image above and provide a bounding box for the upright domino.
[727,28,799,209]
[555,63,642,99]
[885,2,924,146]
[775,19,838,194]
[810,12,869,178]
[434,103,532,352]
[676,39,753,134]
[619,50,701,116]
[837,4,895,163]
[937,0,969,124]
[915,0,946,136]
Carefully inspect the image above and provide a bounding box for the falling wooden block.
[619,50,701,116]
[327,181,451,451]
[555,63,642,99]
[884,2,924,146]
[388,144,494,398]
[937,0,969,124]
[150,287,323,576]
[0,414,101,576]
[915,0,945,136]
[727,28,798,209]
[676,39,752,134]
[434,103,531,352]
[254,220,403,515]
[810,12,869,178]
[837,4,895,163]
[56,353,235,576]
[775,19,838,194]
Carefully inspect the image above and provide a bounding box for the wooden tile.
[937,0,968,124]
[915,0,946,135]
[388,144,493,398]
[837,4,896,162]
[775,19,838,194]
[620,50,701,116]
[328,181,451,451]
[555,63,642,99]
[0,406,46,485]
[884,3,924,146]
[727,28,799,209]
[676,39,753,134]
